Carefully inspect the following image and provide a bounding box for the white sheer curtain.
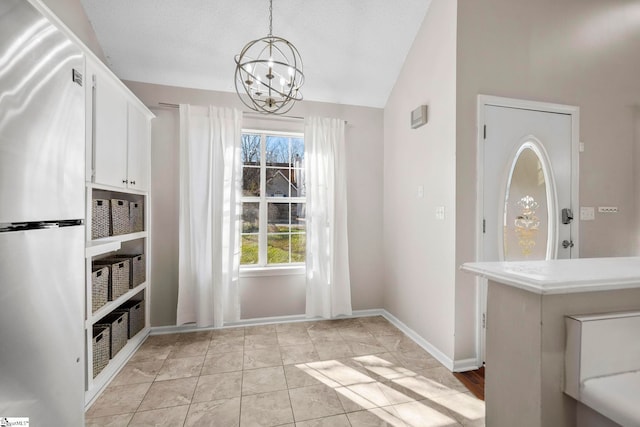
[304,116,352,318]
[177,105,242,327]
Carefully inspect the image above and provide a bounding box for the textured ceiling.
[80,0,431,108]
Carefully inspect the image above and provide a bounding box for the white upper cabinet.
[93,67,128,188]
[89,59,152,191]
[127,105,150,191]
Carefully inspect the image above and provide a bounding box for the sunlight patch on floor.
[299,359,376,385]
[385,401,463,427]
[296,358,462,427]
[432,391,485,420]
[352,354,417,380]
[393,375,458,399]
[356,355,484,422]
[344,381,414,407]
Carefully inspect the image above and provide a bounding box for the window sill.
[240,265,306,278]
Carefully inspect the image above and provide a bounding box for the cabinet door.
[127,104,150,191]
[93,70,128,188]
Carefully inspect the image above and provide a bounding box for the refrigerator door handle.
[0,219,83,232]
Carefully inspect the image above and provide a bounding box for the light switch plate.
[435,206,445,220]
[580,207,595,221]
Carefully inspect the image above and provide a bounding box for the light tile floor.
[86,316,485,427]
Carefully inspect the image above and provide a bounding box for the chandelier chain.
[268,0,273,36]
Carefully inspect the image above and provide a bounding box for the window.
[240,131,305,267]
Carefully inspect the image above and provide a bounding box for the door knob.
[562,240,574,249]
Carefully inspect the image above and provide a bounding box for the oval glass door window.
[503,141,556,261]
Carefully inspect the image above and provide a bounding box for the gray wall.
[455,0,640,360]
[635,108,640,255]
[383,0,640,367]
[383,0,458,361]
[124,81,385,326]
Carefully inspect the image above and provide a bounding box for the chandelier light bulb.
[255,76,263,96]
[244,64,254,85]
[267,58,274,80]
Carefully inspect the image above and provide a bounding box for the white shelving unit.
[84,55,154,408]
[84,185,152,406]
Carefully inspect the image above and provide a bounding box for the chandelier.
[234,0,304,115]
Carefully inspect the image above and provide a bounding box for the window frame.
[240,129,306,272]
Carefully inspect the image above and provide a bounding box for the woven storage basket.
[92,325,110,378]
[129,201,144,233]
[111,199,130,235]
[116,299,145,338]
[97,311,128,359]
[92,199,110,239]
[131,254,145,287]
[91,265,109,313]
[111,254,145,288]
[94,259,130,300]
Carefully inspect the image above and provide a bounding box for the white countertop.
[461,257,640,295]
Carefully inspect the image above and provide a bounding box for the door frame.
[474,95,580,366]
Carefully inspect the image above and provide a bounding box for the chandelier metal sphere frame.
[234,0,304,115]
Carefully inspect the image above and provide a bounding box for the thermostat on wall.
[411,105,428,129]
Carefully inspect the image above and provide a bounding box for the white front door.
[477,96,579,363]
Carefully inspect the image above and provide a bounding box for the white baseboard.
[150,308,479,373]
[150,309,385,336]
[453,358,481,372]
[150,323,233,335]
[349,308,387,318]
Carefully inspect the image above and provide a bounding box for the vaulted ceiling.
[80,0,432,108]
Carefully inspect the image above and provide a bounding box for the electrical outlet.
[435,206,445,220]
[598,206,618,213]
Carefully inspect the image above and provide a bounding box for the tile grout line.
[129,346,171,425]
[182,337,209,427]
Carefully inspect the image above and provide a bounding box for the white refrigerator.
[0,0,85,424]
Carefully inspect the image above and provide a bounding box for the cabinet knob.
[122,179,128,184]
[130,180,136,185]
